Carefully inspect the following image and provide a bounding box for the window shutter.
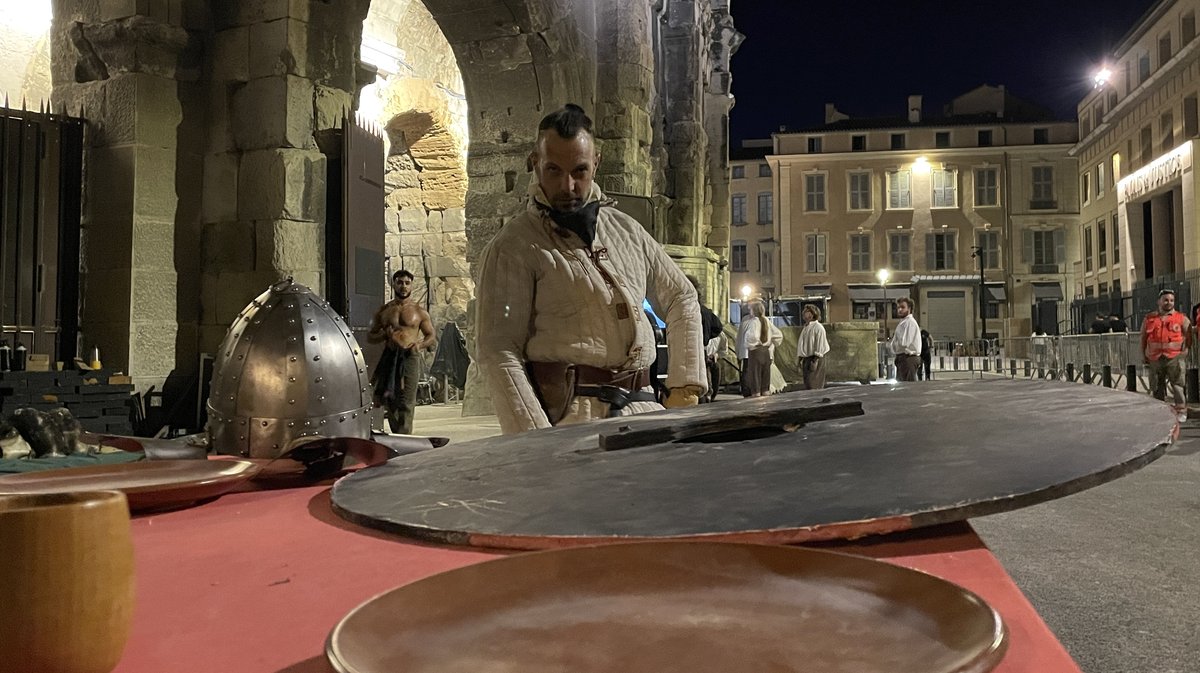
[1053,229,1066,266]
[1022,229,1033,263]
[925,233,936,269]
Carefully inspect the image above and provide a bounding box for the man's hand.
[664,386,703,409]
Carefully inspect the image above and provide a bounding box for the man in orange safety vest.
[1141,288,1191,423]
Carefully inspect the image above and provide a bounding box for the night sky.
[730,0,1161,145]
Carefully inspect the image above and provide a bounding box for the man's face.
[530,130,600,212]
[1159,293,1175,312]
[392,275,412,298]
[896,301,910,319]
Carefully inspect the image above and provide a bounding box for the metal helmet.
[207,279,373,458]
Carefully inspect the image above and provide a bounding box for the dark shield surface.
[331,380,1173,549]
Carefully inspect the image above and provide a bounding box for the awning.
[986,285,1006,302]
[803,284,831,298]
[1031,282,1063,301]
[847,286,911,301]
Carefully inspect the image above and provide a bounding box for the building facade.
[767,87,1079,340]
[1072,0,1200,327]
[728,139,777,312]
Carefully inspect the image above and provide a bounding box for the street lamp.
[876,268,891,338]
[740,284,753,302]
[971,246,986,344]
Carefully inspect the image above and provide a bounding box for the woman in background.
[737,300,782,397]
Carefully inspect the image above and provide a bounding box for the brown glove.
[664,385,703,409]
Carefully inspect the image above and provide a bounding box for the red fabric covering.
[114,486,1080,673]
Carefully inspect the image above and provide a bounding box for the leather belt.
[572,364,650,391]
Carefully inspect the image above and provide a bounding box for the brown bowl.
[327,541,1007,673]
[0,490,134,673]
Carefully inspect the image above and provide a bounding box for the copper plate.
[0,460,260,512]
[326,541,1007,673]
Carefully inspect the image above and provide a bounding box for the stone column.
[197,0,368,354]
[594,0,655,196]
[50,0,200,390]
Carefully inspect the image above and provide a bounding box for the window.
[732,165,745,179]
[1162,112,1175,151]
[805,174,826,212]
[731,240,747,271]
[852,135,866,151]
[1031,166,1054,207]
[889,232,912,270]
[1185,12,1197,44]
[932,169,957,207]
[1033,128,1049,144]
[1111,153,1119,187]
[1027,229,1065,270]
[849,172,872,210]
[890,133,906,150]
[976,231,999,269]
[926,232,956,270]
[1141,125,1153,165]
[887,170,912,208]
[808,137,822,153]
[805,233,827,273]
[975,168,998,206]
[1084,225,1093,272]
[1112,215,1120,264]
[1093,104,1105,130]
[850,234,871,272]
[853,301,895,321]
[1098,218,1107,267]
[759,245,773,276]
[1186,96,1199,138]
[758,163,771,177]
[935,131,950,148]
[757,192,773,224]
[1138,52,1151,85]
[1160,32,1172,65]
[731,194,747,224]
[1124,59,1133,95]
[1096,163,1105,197]
[1081,172,1091,204]
[977,129,993,147]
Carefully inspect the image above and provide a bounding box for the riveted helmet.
[207,279,373,458]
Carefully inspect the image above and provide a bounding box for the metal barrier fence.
[919,333,1200,398]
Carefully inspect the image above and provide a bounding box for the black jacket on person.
[699,305,723,344]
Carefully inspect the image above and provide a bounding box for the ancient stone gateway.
[40,0,739,422]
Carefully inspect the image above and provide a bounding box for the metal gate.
[925,290,967,341]
[0,105,83,363]
[325,112,385,369]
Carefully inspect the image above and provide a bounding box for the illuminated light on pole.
[876,268,890,339]
[1093,67,1112,88]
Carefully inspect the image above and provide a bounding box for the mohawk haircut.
[538,104,594,139]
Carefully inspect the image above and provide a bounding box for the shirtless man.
[368,269,436,434]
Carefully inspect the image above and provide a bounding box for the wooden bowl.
[327,541,1007,673]
[0,491,134,673]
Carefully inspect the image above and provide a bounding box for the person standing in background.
[796,304,830,390]
[888,297,922,382]
[738,300,782,397]
[919,329,933,381]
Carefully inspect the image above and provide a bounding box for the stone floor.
[410,391,1197,673]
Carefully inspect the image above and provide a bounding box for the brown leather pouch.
[527,361,577,425]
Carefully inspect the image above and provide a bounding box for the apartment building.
[1073,0,1200,326]
[729,139,778,311]
[768,86,1079,340]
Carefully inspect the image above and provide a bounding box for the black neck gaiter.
[542,200,601,248]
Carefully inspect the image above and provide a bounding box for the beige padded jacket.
[476,196,707,435]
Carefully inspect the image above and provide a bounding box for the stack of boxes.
[0,369,135,435]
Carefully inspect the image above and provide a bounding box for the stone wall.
[361,0,471,330]
[50,0,202,392]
